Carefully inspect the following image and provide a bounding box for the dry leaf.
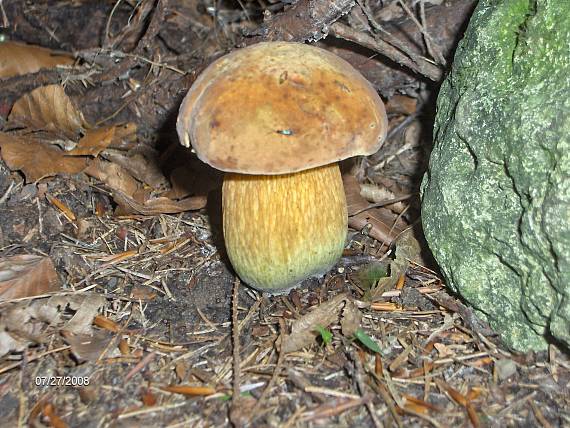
[282,294,349,353]
[104,151,167,188]
[62,329,117,362]
[8,84,86,140]
[344,175,405,244]
[359,183,406,213]
[0,41,74,79]
[0,301,56,357]
[0,133,89,182]
[106,122,138,150]
[61,294,106,335]
[340,300,362,337]
[166,166,195,199]
[85,158,140,197]
[0,255,61,301]
[112,190,207,215]
[68,126,116,156]
[0,330,28,357]
[368,229,421,301]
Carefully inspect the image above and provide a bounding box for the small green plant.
[354,328,382,354]
[315,324,333,346]
[357,263,388,291]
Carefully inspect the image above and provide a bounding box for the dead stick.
[229,278,244,427]
[250,320,286,421]
[329,22,442,81]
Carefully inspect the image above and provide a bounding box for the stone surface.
[421,0,570,351]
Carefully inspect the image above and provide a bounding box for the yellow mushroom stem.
[222,163,348,293]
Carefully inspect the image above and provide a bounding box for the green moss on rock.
[421,0,570,351]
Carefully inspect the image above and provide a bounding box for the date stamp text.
[35,376,90,387]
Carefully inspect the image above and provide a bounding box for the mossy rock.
[421,0,570,351]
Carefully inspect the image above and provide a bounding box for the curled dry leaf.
[282,294,350,353]
[7,84,86,140]
[62,329,117,362]
[0,301,56,357]
[85,158,140,197]
[68,123,138,156]
[103,151,167,188]
[359,183,406,214]
[67,126,116,156]
[368,229,421,301]
[344,175,405,244]
[340,300,362,337]
[52,293,106,335]
[112,190,207,215]
[0,254,61,301]
[0,330,28,357]
[0,41,74,79]
[0,292,106,358]
[0,133,89,182]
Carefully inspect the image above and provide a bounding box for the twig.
[346,345,383,428]
[250,322,286,422]
[124,351,156,382]
[349,194,415,216]
[397,0,446,65]
[329,22,442,81]
[229,278,244,427]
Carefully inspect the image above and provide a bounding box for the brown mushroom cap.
[177,41,387,175]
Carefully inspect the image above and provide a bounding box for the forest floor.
[0,1,568,427]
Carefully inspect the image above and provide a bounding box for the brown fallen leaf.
[103,151,168,189]
[85,158,140,197]
[340,300,362,337]
[62,329,117,362]
[0,330,28,357]
[106,122,138,150]
[359,183,407,214]
[0,133,89,182]
[67,126,116,156]
[8,85,86,141]
[0,41,74,79]
[344,175,405,244]
[368,229,421,301]
[0,299,59,357]
[112,190,207,215]
[282,294,350,353]
[61,294,106,335]
[0,255,61,301]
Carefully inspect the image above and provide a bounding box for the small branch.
[329,21,442,81]
[229,278,244,428]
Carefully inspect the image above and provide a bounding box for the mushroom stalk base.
[222,163,347,293]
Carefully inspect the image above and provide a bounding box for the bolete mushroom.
[177,42,387,293]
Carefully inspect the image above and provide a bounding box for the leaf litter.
[0,1,567,427]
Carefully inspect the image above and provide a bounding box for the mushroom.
[177,42,387,293]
